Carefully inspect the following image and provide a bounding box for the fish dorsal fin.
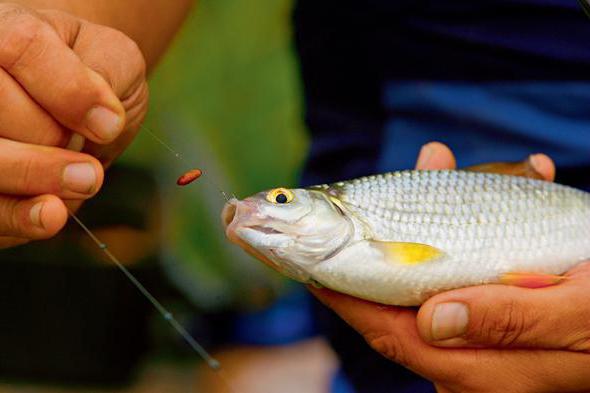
[371,241,444,265]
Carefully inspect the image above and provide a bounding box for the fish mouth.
[222,199,283,238]
[221,199,290,274]
[221,199,313,285]
[248,225,282,235]
[221,199,239,231]
[221,199,284,243]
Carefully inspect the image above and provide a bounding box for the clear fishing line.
[69,212,237,392]
[66,126,239,392]
[142,126,233,202]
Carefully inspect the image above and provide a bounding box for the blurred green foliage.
[121,0,308,310]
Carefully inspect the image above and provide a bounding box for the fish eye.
[266,188,294,204]
[276,193,288,204]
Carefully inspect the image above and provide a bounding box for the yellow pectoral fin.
[371,241,444,265]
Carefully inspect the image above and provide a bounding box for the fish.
[221,170,590,306]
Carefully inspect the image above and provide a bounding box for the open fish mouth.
[247,225,283,235]
[222,199,284,239]
[222,199,303,279]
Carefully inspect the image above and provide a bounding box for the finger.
[0,67,70,146]
[529,153,555,181]
[0,236,29,249]
[309,287,454,375]
[465,153,555,181]
[310,287,590,391]
[42,10,148,165]
[0,5,125,143]
[416,265,590,351]
[0,194,68,239]
[415,142,457,170]
[0,138,104,199]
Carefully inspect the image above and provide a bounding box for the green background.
[122,0,309,310]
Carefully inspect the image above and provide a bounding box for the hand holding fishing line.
[0,3,149,248]
[312,142,590,393]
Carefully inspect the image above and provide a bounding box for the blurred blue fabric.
[294,0,590,391]
[379,82,590,171]
[331,368,356,393]
[232,285,317,346]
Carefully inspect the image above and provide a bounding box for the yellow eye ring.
[266,188,295,204]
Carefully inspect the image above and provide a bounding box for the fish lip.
[221,198,239,237]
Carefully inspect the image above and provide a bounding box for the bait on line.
[67,126,237,392]
[177,168,203,186]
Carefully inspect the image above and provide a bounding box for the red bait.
[177,169,203,186]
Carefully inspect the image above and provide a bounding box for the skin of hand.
[0,3,149,248]
[0,1,192,249]
[19,0,194,69]
[311,142,590,393]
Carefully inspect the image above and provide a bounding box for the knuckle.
[82,26,147,105]
[14,154,60,195]
[124,80,149,129]
[0,69,13,96]
[439,351,496,392]
[117,31,146,77]
[0,197,24,236]
[367,332,409,367]
[570,336,590,353]
[474,300,527,346]
[100,27,146,80]
[17,156,38,194]
[9,200,24,235]
[0,10,48,70]
[0,4,29,25]
[64,70,93,97]
[567,308,590,352]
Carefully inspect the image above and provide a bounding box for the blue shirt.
[294,1,590,392]
[297,0,590,188]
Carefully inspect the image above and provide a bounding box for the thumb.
[415,142,456,170]
[465,153,555,181]
[416,263,590,352]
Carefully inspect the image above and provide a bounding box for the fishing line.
[65,126,240,391]
[141,126,233,201]
[69,212,237,393]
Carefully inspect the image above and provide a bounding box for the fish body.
[222,170,590,305]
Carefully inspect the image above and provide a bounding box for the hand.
[311,142,590,393]
[0,4,148,248]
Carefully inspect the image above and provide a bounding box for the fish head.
[222,187,354,283]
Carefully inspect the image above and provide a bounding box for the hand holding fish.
[312,142,590,393]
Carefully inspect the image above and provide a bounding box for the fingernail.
[528,154,543,171]
[63,163,97,194]
[30,202,44,228]
[416,144,434,169]
[86,106,122,141]
[432,302,469,340]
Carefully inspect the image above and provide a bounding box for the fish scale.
[309,170,590,304]
[225,170,590,305]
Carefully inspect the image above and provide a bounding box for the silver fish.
[222,170,590,305]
